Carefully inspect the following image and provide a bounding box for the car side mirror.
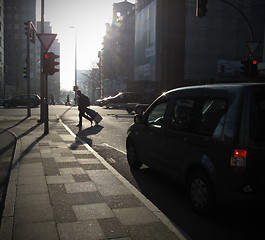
[134,114,147,124]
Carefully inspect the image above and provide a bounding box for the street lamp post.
[70,27,77,104]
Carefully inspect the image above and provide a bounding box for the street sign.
[245,41,260,55]
[37,33,57,52]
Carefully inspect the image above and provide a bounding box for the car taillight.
[230,149,247,174]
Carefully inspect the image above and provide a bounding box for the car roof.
[165,83,265,96]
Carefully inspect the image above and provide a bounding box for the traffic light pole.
[220,0,256,81]
[26,21,31,117]
[38,1,59,134]
[44,71,49,134]
[42,51,60,134]
[220,0,253,42]
[40,0,45,123]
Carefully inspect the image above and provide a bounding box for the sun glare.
[36,0,135,90]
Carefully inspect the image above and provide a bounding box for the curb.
[60,118,188,240]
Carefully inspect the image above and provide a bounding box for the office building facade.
[134,0,264,99]
[4,0,37,98]
[0,0,4,99]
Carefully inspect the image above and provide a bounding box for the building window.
[6,14,12,20]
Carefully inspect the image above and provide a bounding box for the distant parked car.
[126,103,150,115]
[3,94,41,108]
[106,92,141,109]
[126,83,265,214]
[95,96,111,107]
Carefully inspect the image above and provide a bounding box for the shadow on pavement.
[70,125,104,148]
[13,133,46,167]
[0,117,44,227]
[77,125,104,136]
[0,116,28,134]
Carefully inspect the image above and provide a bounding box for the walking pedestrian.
[76,90,92,127]
[66,94,70,106]
[50,94,55,105]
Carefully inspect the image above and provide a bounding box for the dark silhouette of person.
[66,94,70,106]
[50,94,55,105]
[76,90,92,127]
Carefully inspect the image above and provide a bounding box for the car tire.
[187,171,215,215]
[126,140,142,169]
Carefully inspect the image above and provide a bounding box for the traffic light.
[24,21,30,36]
[30,27,35,43]
[249,59,259,77]
[24,21,35,44]
[43,52,60,75]
[50,52,60,75]
[196,0,208,18]
[240,58,249,77]
[43,52,51,75]
[23,66,28,79]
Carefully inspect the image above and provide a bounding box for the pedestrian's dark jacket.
[77,93,89,111]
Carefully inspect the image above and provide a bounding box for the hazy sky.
[36,0,135,90]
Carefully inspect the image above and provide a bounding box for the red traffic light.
[43,51,59,75]
[44,53,50,59]
[252,60,258,65]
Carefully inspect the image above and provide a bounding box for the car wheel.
[187,171,215,215]
[126,140,142,169]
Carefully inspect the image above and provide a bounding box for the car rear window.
[249,92,265,142]
[200,99,227,137]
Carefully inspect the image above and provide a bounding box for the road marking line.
[102,143,126,155]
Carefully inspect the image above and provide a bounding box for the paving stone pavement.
[0,115,186,240]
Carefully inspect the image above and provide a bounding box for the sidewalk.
[0,115,186,240]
